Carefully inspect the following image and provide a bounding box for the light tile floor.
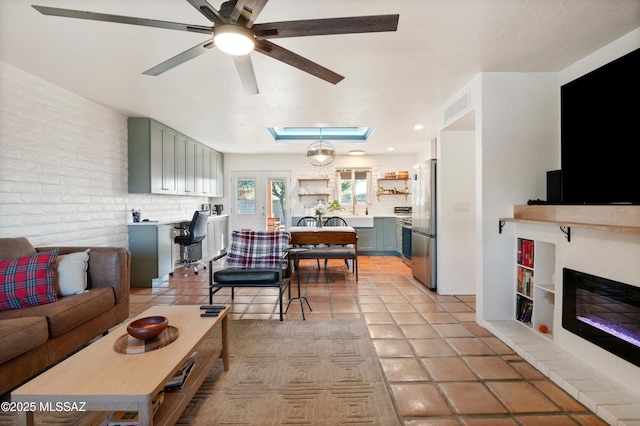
[130,255,607,425]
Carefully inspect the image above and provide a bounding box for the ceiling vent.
[444,92,470,124]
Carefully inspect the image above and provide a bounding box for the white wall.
[480,72,560,319]
[435,72,559,307]
[0,62,209,247]
[222,152,418,227]
[437,130,476,295]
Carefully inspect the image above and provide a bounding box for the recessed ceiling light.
[387,147,395,151]
[414,124,424,130]
[348,150,365,156]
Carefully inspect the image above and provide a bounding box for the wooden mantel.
[500,205,640,234]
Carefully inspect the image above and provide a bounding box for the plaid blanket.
[225,230,291,269]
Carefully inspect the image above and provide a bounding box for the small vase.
[317,216,323,228]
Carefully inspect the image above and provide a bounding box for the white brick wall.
[0,62,209,248]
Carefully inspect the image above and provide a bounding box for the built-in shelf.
[298,193,331,198]
[298,178,329,185]
[297,178,331,199]
[376,178,410,201]
[499,205,640,235]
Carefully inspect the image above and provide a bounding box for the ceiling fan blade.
[233,55,259,95]
[32,5,213,35]
[143,40,215,76]
[228,0,268,27]
[254,40,344,85]
[185,0,227,23]
[252,14,399,39]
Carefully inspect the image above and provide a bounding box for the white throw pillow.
[56,249,90,296]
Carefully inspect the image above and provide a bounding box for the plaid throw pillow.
[0,249,59,312]
[225,230,291,269]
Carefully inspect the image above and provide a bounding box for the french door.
[229,171,290,231]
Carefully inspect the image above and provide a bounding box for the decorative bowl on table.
[127,316,168,340]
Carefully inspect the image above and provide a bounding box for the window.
[235,178,255,214]
[338,169,370,206]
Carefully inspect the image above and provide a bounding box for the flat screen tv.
[560,47,640,205]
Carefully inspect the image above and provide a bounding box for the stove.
[394,207,412,266]
[394,206,412,227]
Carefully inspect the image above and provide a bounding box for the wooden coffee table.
[11,305,229,426]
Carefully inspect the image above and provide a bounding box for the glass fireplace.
[563,268,640,367]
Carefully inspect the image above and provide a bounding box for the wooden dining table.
[287,226,358,281]
[288,226,357,246]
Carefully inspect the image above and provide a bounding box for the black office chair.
[296,216,320,268]
[323,216,348,227]
[173,211,208,275]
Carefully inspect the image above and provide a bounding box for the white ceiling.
[1,0,639,156]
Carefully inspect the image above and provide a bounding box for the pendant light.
[306,129,336,166]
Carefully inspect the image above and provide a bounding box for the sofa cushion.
[56,249,90,296]
[0,250,59,312]
[0,287,115,337]
[0,316,48,364]
[0,237,36,260]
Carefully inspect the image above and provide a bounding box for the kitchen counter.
[128,214,228,226]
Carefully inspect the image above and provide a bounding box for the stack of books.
[102,352,198,425]
[165,351,198,390]
[104,391,164,426]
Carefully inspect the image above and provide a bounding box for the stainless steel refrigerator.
[411,160,437,290]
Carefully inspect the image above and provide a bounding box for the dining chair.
[321,216,350,271]
[296,216,318,227]
[296,217,320,268]
[322,216,348,227]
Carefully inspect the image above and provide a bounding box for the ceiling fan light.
[214,24,255,56]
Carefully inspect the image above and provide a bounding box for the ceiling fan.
[32,0,399,95]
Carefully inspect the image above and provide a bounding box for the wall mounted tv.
[560,47,640,205]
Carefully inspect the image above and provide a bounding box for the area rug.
[0,319,400,425]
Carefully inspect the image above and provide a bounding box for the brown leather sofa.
[0,238,130,395]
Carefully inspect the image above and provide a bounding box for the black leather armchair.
[209,230,291,320]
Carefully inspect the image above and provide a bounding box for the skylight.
[268,127,374,141]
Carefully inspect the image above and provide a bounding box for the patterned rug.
[0,319,400,425]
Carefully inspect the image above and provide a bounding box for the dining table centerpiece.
[314,201,327,228]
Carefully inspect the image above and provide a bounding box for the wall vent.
[444,92,470,124]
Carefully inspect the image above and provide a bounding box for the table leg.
[138,402,152,426]
[222,313,229,371]
[284,253,312,319]
[17,411,34,426]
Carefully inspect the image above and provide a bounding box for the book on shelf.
[104,392,164,426]
[518,238,535,268]
[517,267,534,298]
[517,299,533,324]
[165,351,198,390]
[107,410,139,426]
